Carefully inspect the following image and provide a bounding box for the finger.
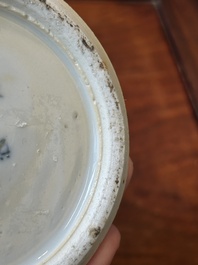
[87,225,121,265]
[126,157,133,188]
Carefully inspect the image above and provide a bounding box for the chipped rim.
[0,0,129,264]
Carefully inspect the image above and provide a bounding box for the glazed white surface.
[0,11,98,265]
[0,1,128,265]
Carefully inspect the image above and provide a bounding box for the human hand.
[87,158,133,265]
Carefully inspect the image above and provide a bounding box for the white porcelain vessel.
[0,0,129,264]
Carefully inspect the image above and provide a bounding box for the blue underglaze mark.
[0,139,10,161]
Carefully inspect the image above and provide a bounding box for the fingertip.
[126,157,133,187]
[110,224,121,250]
[87,225,121,265]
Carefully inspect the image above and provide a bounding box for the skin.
[87,158,133,265]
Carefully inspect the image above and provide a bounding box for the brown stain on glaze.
[89,226,101,239]
[82,37,94,52]
[99,60,107,70]
[115,177,119,185]
[39,0,51,10]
